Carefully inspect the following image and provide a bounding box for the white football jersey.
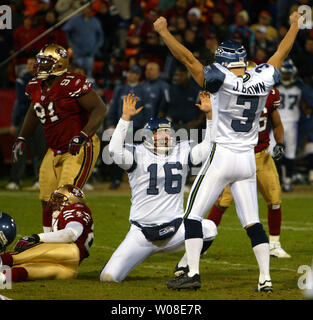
[276,84,301,123]
[204,63,280,152]
[128,141,191,226]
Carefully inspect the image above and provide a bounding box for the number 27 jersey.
[25,72,92,154]
[204,63,280,152]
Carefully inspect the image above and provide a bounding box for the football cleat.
[173,264,189,277]
[254,280,273,293]
[270,242,291,258]
[5,182,20,191]
[166,273,201,290]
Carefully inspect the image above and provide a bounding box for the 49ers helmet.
[49,184,86,212]
[34,43,69,80]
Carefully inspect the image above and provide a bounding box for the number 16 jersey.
[204,63,280,152]
[25,72,92,154]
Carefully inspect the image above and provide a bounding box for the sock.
[177,252,188,268]
[269,235,280,243]
[11,267,28,282]
[42,204,53,230]
[253,243,271,284]
[0,253,13,267]
[185,238,203,277]
[268,205,281,236]
[207,205,226,227]
[200,239,214,255]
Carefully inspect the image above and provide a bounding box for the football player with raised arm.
[154,12,303,292]
[100,93,217,283]
[12,44,107,233]
[0,185,94,283]
[208,62,290,258]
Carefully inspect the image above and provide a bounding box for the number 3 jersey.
[203,63,280,152]
[128,142,191,226]
[52,202,94,262]
[25,72,92,154]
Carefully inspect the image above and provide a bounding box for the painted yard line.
[220,226,313,231]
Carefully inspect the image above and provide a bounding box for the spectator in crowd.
[229,10,255,57]
[217,0,243,25]
[164,0,189,21]
[37,10,67,49]
[209,9,231,42]
[251,10,278,42]
[175,16,187,35]
[63,5,104,78]
[6,57,46,191]
[199,32,217,66]
[55,0,85,21]
[0,27,13,88]
[141,61,170,118]
[13,15,40,78]
[252,25,276,59]
[166,67,203,130]
[186,7,205,37]
[294,37,313,87]
[106,65,147,189]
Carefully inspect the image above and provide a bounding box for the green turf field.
[0,184,312,300]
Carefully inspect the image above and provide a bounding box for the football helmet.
[0,212,17,253]
[143,118,175,155]
[215,40,247,69]
[49,184,86,214]
[280,58,297,87]
[34,43,69,80]
[246,60,257,71]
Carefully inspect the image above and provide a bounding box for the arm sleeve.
[108,118,135,171]
[189,119,213,165]
[38,221,83,243]
[203,64,226,93]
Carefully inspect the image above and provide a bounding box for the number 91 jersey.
[203,63,280,152]
[25,72,92,153]
[128,141,191,226]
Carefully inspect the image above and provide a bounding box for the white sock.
[253,243,271,283]
[43,226,52,233]
[185,238,203,277]
[178,252,188,268]
[269,235,280,243]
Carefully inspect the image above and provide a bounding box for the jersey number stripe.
[147,162,183,195]
[231,96,259,132]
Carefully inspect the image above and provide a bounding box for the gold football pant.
[39,135,100,201]
[218,150,282,207]
[11,243,80,280]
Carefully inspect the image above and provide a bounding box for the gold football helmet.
[34,43,69,79]
[247,60,257,71]
[49,184,86,212]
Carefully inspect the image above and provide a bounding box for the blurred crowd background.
[0,0,312,191]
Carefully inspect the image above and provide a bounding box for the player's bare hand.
[289,11,304,28]
[121,94,144,121]
[195,91,212,119]
[153,17,168,35]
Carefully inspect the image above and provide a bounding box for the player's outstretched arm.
[154,17,204,87]
[109,94,143,171]
[267,12,302,69]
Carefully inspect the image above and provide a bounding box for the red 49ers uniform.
[53,202,94,263]
[25,73,101,201]
[218,88,282,207]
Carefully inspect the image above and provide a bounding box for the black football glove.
[12,137,26,163]
[272,143,285,161]
[14,234,40,253]
[68,131,89,155]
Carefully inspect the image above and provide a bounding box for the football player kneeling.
[0,185,93,283]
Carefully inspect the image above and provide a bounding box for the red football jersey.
[25,72,92,154]
[54,202,94,263]
[255,88,280,153]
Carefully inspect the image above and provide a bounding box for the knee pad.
[184,218,203,239]
[202,219,217,240]
[246,223,268,247]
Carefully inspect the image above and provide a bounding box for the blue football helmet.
[143,118,175,155]
[215,40,247,69]
[280,58,297,86]
[0,212,17,253]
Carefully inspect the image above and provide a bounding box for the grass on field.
[0,182,312,300]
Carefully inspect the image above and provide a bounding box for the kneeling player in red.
[0,185,94,282]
